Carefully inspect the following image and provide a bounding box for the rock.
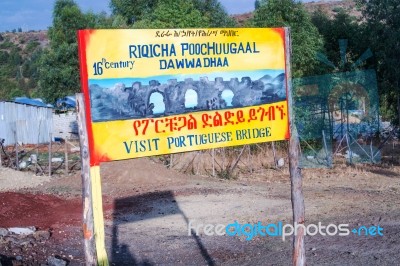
[19,161,27,169]
[29,154,38,164]
[47,256,67,266]
[11,246,22,253]
[0,227,8,237]
[33,230,51,241]
[51,158,63,163]
[277,158,285,167]
[8,226,36,235]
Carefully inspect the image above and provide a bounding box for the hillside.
[0,31,49,56]
[232,0,360,25]
[0,31,48,100]
[304,0,361,19]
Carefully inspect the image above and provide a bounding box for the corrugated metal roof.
[13,97,53,108]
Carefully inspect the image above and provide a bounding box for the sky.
[0,0,314,32]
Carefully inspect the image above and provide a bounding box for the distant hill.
[232,0,360,25]
[304,0,361,19]
[0,31,48,100]
[0,31,49,56]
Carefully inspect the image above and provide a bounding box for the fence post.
[49,133,52,176]
[65,140,69,173]
[15,129,19,171]
[272,141,278,168]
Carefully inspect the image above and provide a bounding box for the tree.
[39,0,113,103]
[85,11,114,28]
[192,0,236,27]
[0,77,19,100]
[111,0,235,27]
[39,43,80,103]
[133,0,209,28]
[250,0,323,77]
[357,0,400,124]
[48,0,87,48]
[110,0,159,24]
[311,9,367,74]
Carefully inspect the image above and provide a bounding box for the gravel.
[0,167,51,192]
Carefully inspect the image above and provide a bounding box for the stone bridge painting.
[89,73,286,122]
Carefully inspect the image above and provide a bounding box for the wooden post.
[48,133,52,176]
[65,140,69,173]
[285,27,306,266]
[212,148,215,177]
[15,129,19,171]
[0,140,3,168]
[76,93,97,265]
[35,146,39,175]
[272,141,278,168]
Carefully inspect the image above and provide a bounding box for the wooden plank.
[76,93,97,265]
[90,166,109,265]
[285,27,306,266]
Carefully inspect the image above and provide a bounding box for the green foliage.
[0,76,19,100]
[110,0,159,23]
[38,43,80,103]
[38,0,114,103]
[311,9,366,74]
[133,0,209,28]
[356,0,400,124]
[112,0,235,28]
[111,15,129,28]
[0,51,9,62]
[332,7,344,13]
[250,0,323,77]
[192,0,236,27]
[48,0,88,48]
[25,40,40,53]
[85,11,114,28]
[0,40,14,49]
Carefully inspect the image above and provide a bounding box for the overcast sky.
[0,0,313,32]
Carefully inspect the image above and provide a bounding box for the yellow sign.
[78,28,289,164]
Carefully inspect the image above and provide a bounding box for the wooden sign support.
[76,93,97,265]
[77,92,109,265]
[285,28,306,266]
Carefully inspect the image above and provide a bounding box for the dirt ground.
[0,155,400,265]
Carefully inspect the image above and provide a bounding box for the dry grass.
[162,139,400,180]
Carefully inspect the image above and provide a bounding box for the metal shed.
[0,101,53,146]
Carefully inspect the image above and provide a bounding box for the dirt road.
[0,158,399,265]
